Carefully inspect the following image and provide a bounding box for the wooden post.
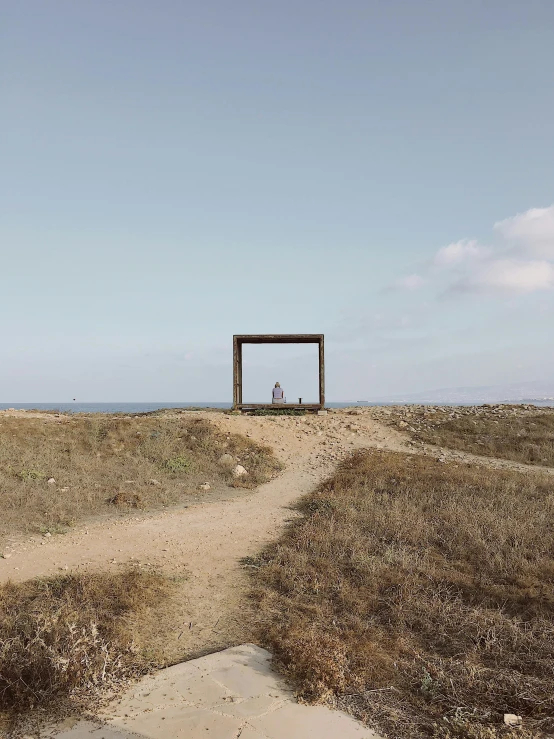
[238,341,243,405]
[233,336,239,409]
[319,336,325,409]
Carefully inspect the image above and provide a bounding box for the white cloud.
[434,239,490,267]
[461,259,554,293]
[409,204,554,296]
[494,205,554,259]
[395,273,425,290]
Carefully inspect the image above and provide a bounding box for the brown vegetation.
[0,568,173,728]
[252,450,554,738]
[0,413,281,546]
[419,411,554,466]
[381,405,554,467]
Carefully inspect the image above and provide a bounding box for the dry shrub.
[0,413,281,544]
[253,450,554,738]
[421,411,554,466]
[0,569,172,720]
[388,406,554,467]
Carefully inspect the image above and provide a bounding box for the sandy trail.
[0,408,548,663]
[0,410,408,661]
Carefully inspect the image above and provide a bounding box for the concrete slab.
[112,706,243,738]
[45,720,140,738]
[48,644,381,739]
[249,701,374,738]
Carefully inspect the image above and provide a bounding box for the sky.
[2,0,553,402]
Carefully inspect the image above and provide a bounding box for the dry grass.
[252,450,554,738]
[383,405,554,467]
[419,412,554,466]
[0,413,281,546]
[0,568,173,729]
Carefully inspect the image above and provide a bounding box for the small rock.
[47,477,56,485]
[43,532,52,538]
[503,714,522,727]
[199,482,211,491]
[233,465,248,477]
[149,479,161,486]
[60,486,70,492]
[218,453,235,468]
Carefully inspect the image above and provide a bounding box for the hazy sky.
[2,1,553,401]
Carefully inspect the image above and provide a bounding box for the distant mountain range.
[374,380,554,404]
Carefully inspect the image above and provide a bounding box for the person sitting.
[272,382,285,404]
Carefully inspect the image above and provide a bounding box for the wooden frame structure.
[233,334,325,411]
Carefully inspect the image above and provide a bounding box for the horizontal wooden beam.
[236,403,323,410]
[233,334,323,344]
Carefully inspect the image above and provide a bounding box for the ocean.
[0,400,553,413]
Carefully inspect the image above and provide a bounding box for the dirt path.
[1,408,549,664]
[0,410,408,662]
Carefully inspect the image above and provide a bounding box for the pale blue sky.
[2,1,553,401]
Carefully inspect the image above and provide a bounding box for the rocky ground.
[369,403,554,468]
